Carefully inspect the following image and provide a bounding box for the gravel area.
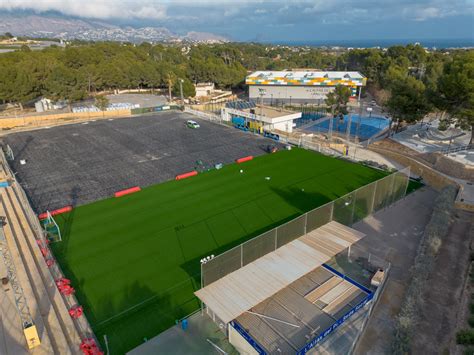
[3,111,280,213]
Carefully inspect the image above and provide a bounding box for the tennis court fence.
[201,167,410,287]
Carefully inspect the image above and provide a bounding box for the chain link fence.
[202,167,410,287]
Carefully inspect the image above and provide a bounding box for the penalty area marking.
[94,277,195,327]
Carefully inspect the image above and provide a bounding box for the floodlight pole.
[346,107,352,142]
[200,262,204,314]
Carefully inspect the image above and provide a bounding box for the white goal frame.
[4,144,14,161]
[44,211,62,242]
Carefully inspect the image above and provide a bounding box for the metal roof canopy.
[194,221,365,324]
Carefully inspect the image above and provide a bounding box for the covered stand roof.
[194,221,365,324]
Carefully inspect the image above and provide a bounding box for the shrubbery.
[458,330,474,345]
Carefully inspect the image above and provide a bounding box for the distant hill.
[0,11,229,43]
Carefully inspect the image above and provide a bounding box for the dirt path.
[411,210,473,355]
[353,187,439,355]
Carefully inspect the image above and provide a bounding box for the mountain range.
[0,12,229,43]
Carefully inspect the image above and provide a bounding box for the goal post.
[42,211,62,242]
[3,144,14,161]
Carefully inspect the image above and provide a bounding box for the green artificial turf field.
[51,148,388,354]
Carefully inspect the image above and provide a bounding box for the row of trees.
[324,47,472,143]
[0,40,472,142]
[384,51,473,143]
[0,42,247,107]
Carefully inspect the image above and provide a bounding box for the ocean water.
[270,38,474,49]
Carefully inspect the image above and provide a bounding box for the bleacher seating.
[225,100,257,110]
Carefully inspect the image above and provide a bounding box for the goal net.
[3,144,14,161]
[42,211,62,242]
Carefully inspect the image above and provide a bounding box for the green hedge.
[458,330,474,345]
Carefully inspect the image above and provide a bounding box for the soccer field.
[50,148,386,354]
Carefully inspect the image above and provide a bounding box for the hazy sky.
[1,0,473,41]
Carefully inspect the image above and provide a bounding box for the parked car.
[186,120,200,129]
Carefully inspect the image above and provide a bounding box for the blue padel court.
[301,114,390,140]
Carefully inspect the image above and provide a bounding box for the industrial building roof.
[194,221,365,324]
[246,70,366,86]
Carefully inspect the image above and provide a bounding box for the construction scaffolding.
[0,221,40,349]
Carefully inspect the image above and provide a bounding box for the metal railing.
[440,143,472,155]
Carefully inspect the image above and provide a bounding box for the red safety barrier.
[36,239,49,248]
[38,205,73,220]
[69,305,83,319]
[80,339,103,355]
[46,259,55,267]
[236,155,253,164]
[114,186,141,198]
[59,284,75,296]
[56,278,71,288]
[175,171,198,180]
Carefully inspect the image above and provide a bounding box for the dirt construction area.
[353,186,473,354]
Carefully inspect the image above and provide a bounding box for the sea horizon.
[265,37,474,49]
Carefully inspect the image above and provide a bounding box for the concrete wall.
[0,109,131,130]
[421,152,474,181]
[368,146,458,191]
[228,324,259,355]
[271,120,294,133]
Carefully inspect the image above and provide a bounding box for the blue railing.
[230,320,267,355]
[297,292,373,354]
[230,266,374,355]
[297,265,374,354]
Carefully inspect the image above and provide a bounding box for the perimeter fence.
[201,167,410,287]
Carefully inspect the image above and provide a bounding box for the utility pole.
[167,74,172,102]
[179,79,184,106]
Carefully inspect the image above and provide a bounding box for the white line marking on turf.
[95,278,195,327]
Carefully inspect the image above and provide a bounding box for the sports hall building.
[246,71,367,105]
